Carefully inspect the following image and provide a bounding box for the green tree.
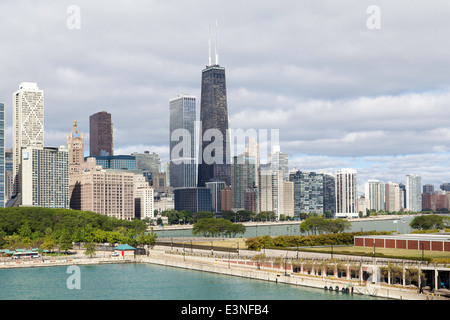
[410,215,450,230]
[58,228,73,253]
[83,242,96,258]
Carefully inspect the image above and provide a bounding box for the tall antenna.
[208,24,212,66]
[215,20,219,65]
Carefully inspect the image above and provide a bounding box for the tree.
[192,218,246,238]
[84,242,96,258]
[58,228,73,253]
[410,215,450,230]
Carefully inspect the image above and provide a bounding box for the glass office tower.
[169,94,197,188]
[198,64,231,187]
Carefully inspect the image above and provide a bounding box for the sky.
[1,0,450,194]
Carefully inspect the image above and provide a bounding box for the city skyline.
[1,1,450,194]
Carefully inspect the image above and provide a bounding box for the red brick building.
[354,234,450,252]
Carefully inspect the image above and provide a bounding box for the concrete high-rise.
[385,182,402,212]
[90,111,113,157]
[13,82,44,195]
[170,95,197,188]
[406,174,422,212]
[365,180,385,212]
[21,146,69,209]
[197,32,231,187]
[335,169,357,218]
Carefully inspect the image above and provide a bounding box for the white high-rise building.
[267,146,289,181]
[335,169,358,218]
[134,174,154,220]
[406,174,422,212]
[365,180,385,212]
[21,146,69,208]
[13,82,44,195]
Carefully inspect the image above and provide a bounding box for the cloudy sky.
[1,0,450,194]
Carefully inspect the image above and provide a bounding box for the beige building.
[385,182,402,212]
[69,158,135,220]
[134,174,154,220]
[282,181,294,217]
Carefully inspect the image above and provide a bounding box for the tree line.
[0,207,155,252]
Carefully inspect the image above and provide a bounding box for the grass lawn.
[298,245,450,262]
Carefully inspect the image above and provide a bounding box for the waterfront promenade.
[1,248,447,300]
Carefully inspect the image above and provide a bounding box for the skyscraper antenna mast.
[215,20,219,65]
[208,24,212,66]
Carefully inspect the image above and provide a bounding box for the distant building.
[365,180,385,212]
[231,152,256,210]
[21,146,69,209]
[134,175,154,220]
[267,146,289,181]
[13,82,44,195]
[69,159,135,220]
[221,187,232,212]
[198,63,231,187]
[67,121,85,174]
[335,169,357,218]
[169,95,197,188]
[133,151,161,173]
[323,173,336,215]
[406,174,422,212]
[206,180,226,215]
[174,187,212,214]
[87,155,136,170]
[90,111,113,157]
[423,184,434,195]
[385,182,402,212]
[0,103,4,207]
[289,170,324,215]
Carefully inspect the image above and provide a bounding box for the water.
[0,263,380,300]
[155,216,415,238]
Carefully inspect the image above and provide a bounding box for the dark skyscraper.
[90,111,114,157]
[198,26,231,187]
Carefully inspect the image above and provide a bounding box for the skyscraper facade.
[406,174,422,212]
[385,182,402,212]
[198,63,230,187]
[289,170,324,215]
[231,152,256,210]
[89,111,113,157]
[0,103,4,207]
[365,180,385,212]
[267,147,289,181]
[21,146,69,209]
[170,94,197,188]
[13,82,44,195]
[335,169,358,218]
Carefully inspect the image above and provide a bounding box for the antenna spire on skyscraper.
[215,20,219,65]
[208,24,212,66]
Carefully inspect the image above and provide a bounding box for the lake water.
[0,263,380,300]
[155,216,415,238]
